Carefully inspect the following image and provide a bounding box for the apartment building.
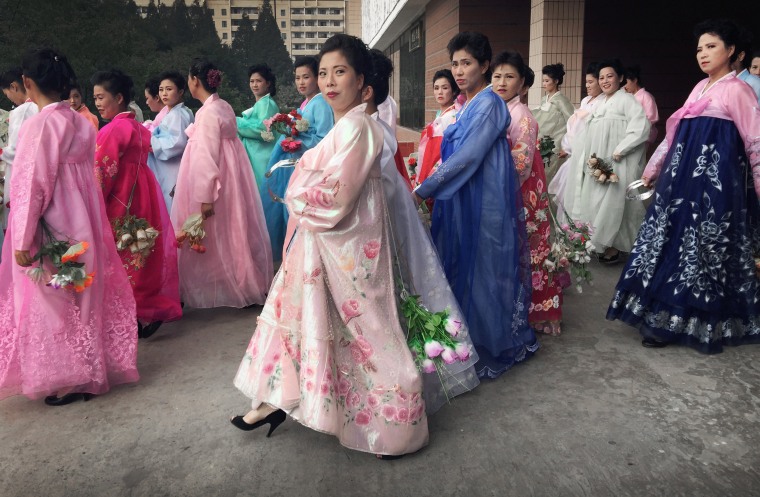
[135,0,362,57]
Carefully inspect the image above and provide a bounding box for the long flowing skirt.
[607,117,760,353]
[259,162,295,262]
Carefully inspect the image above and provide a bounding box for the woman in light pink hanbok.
[171,60,272,308]
[624,65,660,146]
[232,35,429,459]
[0,49,138,406]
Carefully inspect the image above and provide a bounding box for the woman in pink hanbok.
[92,69,182,338]
[170,60,272,308]
[232,35,429,459]
[0,49,138,405]
[624,65,660,146]
[493,51,564,336]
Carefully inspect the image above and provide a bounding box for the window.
[222,20,227,27]
[307,43,318,50]
[281,9,285,16]
[318,20,328,26]
[331,20,342,26]
[292,32,303,38]
[292,20,303,26]
[281,21,286,28]
[231,19,239,26]
[305,8,315,15]
[305,20,315,26]
[306,32,315,38]
[318,8,327,15]
[232,7,241,14]
[282,33,287,40]
[221,8,227,16]
[222,32,228,39]
[330,9,341,15]
[291,8,304,15]
[294,44,305,50]
[318,32,328,38]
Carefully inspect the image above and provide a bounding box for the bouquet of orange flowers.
[176,213,206,253]
[26,219,94,292]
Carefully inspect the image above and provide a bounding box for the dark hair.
[145,76,160,98]
[157,70,187,92]
[542,63,565,86]
[523,67,535,89]
[319,34,372,81]
[693,19,741,63]
[595,59,626,85]
[248,63,277,97]
[624,65,642,85]
[91,69,134,105]
[366,49,393,105]
[585,62,600,76]
[492,51,528,79]
[22,49,76,98]
[294,55,318,77]
[432,69,460,98]
[189,58,221,94]
[736,26,754,68]
[0,67,23,89]
[447,31,492,80]
[69,82,82,96]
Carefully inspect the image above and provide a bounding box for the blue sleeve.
[416,94,509,200]
[151,107,193,161]
[299,96,334,151]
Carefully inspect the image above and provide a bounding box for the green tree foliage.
[0,0,275,116]
[250,0,298,109]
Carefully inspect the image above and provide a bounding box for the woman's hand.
[558,149,568,159]
[201,202,215,219]
[15,250,32,267]
[641,176,653,188]
[612,153,623,162]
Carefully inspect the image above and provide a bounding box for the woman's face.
[696,33,734,76]
[432,77,455,108]
[598,67,623,96]
[541,75,558,94]
[451,48,488,95]
[249,72,270,99]
[69,89,83,110]
[585,73,602,98]
[491,64,524,103]
[93,84,125,120]
[295,65,318,98]
[318,50,364,120]
[144,89,164,113]
[623,77,638,94]
[159,79,184,108]
[751,56,760,76]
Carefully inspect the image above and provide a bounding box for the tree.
[251,0,296,109]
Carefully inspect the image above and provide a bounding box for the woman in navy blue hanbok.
[607,19,760,353]
[415,32,537,378]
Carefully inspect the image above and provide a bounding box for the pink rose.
[263,363,275,375]
[395,407,410,423]
[367,394,381,409]
[346,390,360,408]
[355,409,373,426]
[381,404,397,421]
[304,187,334,208]
[272,353,281,362]
[305,366,315,377]
[341,299,361,322]
[305,380,314,392]
[354,335,373,355]
[324,370,333,382]
[422,359,436,373]
[349,342,369,364]
[424,340,445,358]
[320,382,330,395]
[441,346,459,364]
[445,318,462,337]
[362,239,381,259]
[455,343,470,361]
[274,296,283,319]
[338,377,351,396]
[410,404,424,421]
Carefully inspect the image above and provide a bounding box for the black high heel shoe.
[139,321,163,339]
[44,393,95,406]
[230,409,286,437]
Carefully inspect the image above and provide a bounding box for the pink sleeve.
[189,111,222,204]
[10,118,59,251]
[508,109,537,185]
[286,116,383,232]
[725,84,760,196]
[94,123,128,197]
[642,138,669,181]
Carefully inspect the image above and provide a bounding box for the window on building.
[291,8,304,15]
[222,20,228,27]
[282,33,287,40]
[318,20,328,26]
[295,44,305,50]
[232,7,241,14]
[331,20,342,26]
[305,20,315,26]
[293,32,303,38]
[318,32,328,38]
[221,8,227,16]
[305,8,315,15]
[292,20,303,27]
[330,9,341,15]
[306,32,315,38]
[281,9,285,16]
[307,44,318,50]
[222,32,228,40]
[231,19,239,26]
[318,8,327,15]
[281,21,286,28]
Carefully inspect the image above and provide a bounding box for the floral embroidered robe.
[234,104,429,456]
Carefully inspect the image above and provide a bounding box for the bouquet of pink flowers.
[261,109,310,153]
[401,294,471,375]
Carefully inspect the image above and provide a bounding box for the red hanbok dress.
[95,112,182,324]
[507,96,563,335]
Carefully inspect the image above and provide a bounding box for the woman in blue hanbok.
[261,56,334,260]
[607,19,760,354]
[414,32,538,378]
[149,71,193,211]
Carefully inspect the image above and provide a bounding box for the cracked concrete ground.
[2,260,759,497]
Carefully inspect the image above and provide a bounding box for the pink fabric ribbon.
[666,97,711,139]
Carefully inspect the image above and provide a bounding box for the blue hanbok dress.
[415,86,538,378]
[607,73,760,353]
[260,93,334,260]
[149,103,194,211]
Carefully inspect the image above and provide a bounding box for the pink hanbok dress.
[95,112,182,324]
[507,96,563,334]
[234,104,429,456]
[171,93,272,308]
[0,102,138,400]
[633,87,659,145]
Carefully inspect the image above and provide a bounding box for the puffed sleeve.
[187,111,223,204]
[10,117,61,250]
[612,94,650,157]
[151,107,193,161]
[508,110,538,185]
[286,114,383,232]
[726,83,760,196]
[237,97,279,141]
[415,98,508,200]
[94,121,130,197]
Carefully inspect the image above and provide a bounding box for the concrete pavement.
[2,260,759,497]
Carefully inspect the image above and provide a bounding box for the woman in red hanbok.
[493,51,563,335]
[92,69,182,338]
[416,70,460,186]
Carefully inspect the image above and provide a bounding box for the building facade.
[136,0,362,55]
